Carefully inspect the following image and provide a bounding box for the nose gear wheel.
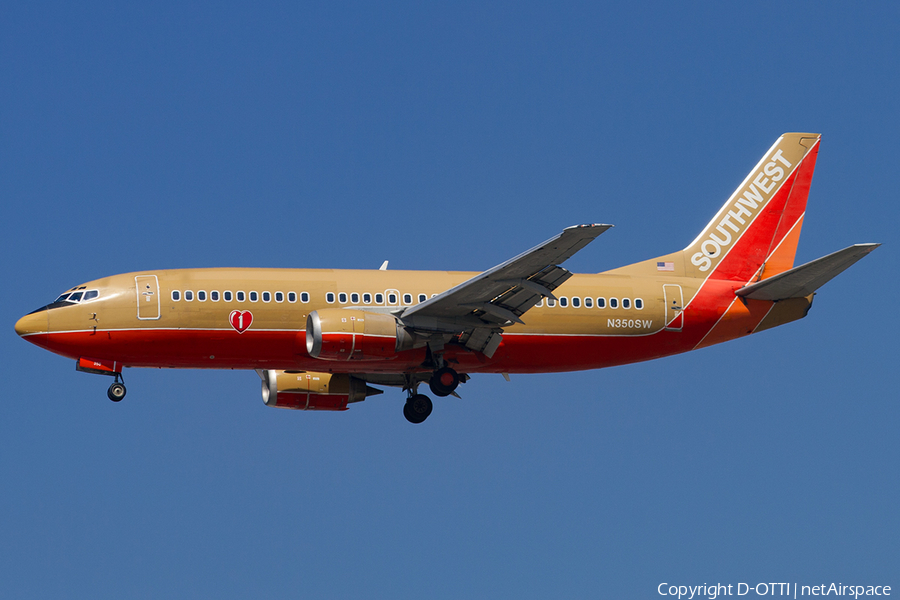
[108,382,126,402]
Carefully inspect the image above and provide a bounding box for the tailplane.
[735,243,880,301]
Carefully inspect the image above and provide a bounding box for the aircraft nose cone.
[15,311,48,338]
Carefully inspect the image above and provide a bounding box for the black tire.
[108,382,126,402]
[403,394,432,424]
[429,367,460,397]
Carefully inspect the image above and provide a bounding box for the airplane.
[14,133,879,423]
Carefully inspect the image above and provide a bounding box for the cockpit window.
[53,289,99,305]
[31,288,99,314]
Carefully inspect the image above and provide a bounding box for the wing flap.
[736,243,879,301]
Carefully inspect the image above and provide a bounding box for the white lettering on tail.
[690,148,794,272]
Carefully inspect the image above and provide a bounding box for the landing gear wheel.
[403,394,433,424]
[108,382,126,402]
[429,367,460,397]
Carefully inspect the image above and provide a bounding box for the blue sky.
[2,2,897,598]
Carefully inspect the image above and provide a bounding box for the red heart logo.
[229,310,253,333]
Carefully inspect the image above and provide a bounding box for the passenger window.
[172,290,181,301]
[403,293,412,305]
[623,298,631,309]
[224,291,233,301]
[585,297,593,308]
[275,292,284,303]
[375,293,384,304]
[185,291,193,301]
[250,291,259,302]
[198,291,207,301]
[597,297,606,308]
[610,298,619,309]
[536,299,544,307]
[388,293,397,304]
[635,298,644,309]
[418,294,427,303]
[338,292,348,304]
[326,292,335,304]
[262,292,271,302]
[288,292,296,303]
[351,293,360,304]
[300,292,309,303]
[236,291,245,302]
[572,297,581,308]
[559,297,568,307]
[211,291,219,301]
[363,293,372,304]
[547,298,556,307]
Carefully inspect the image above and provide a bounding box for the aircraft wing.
[736,243,880,301]
[399,224,612,355]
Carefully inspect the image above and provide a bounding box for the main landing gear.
[107,373,126,402]
[403,367,462,424]
[429,366,460,397]
[403,394,433,424]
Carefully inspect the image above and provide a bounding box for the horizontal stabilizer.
[736,243,880,301]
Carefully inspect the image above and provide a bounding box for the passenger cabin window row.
[170,288,643,311]
[171,289,308,304]
[171,288,437,307]
[538,296,644,310]
[325,292,439,305]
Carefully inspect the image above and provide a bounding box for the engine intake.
[260,370,380,411]
[306,309,410,361]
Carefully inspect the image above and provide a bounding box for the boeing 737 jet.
[15,133,879,423]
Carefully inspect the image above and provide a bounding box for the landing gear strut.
[107,373,126,402]
[429,367,460,397]
[403,393,432,424]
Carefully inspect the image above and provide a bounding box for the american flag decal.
[657,261,674,272]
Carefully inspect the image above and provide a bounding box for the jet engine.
[260,369,382,411]
[306,309,413,361]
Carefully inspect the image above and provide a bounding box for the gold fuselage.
[17,265,740,375]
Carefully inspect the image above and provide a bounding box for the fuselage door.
[663,284,684,331]
[135,275,161,320]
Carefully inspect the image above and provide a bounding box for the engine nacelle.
[260,370,377,411]
[306,309,410,361]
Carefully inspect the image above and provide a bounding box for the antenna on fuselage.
[379,261,389,271]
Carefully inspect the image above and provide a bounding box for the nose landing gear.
[107,373,126,402]
[75,359,127,403]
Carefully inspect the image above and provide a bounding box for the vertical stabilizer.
[683,133,821,282]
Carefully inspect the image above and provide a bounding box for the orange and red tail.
[683,132,821,283]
